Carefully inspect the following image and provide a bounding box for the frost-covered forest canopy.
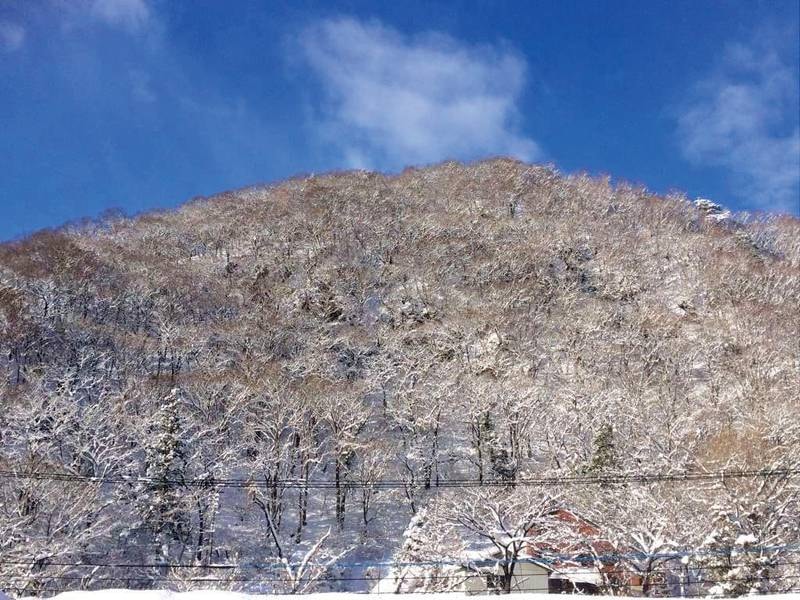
[0,159,799,596]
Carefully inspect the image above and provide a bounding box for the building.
[459,508,645,595]
[461,555,553,594]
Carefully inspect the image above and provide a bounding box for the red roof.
[524,508,617,562]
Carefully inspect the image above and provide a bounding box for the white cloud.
[298,17,540,169]
[89,0,151,32]
[0,21,26,52]
[677,37,800,213]
[52,0,152,35]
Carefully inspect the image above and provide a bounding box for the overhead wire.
[4,552,800,573]
[0,466,797,490]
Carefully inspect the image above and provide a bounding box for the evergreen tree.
[136,388,188,558]
[476,411,517,481]
[585,423,617,475]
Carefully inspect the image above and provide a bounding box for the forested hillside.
[1,159,799,596]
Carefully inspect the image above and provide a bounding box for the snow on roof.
[459,545,552,572]
[550,566,603,586]
[460,545,499,561]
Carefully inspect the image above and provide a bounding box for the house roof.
[461,547,553,572]
[550,566,603,586]
[462,557,554,572]
[523,507,618,561]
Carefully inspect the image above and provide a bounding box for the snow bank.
[13,593,800,600]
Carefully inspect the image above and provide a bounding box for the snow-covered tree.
[376,505,461,593]
[694,506,772,597]
[136,388,189,559]
[448,488,563,593]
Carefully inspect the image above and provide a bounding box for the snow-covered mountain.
[1,159,798,597]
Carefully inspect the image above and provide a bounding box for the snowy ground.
[11,593,800,600]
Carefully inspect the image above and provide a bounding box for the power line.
[2,573,799,598]
[4,570,800,585]
[5,584,797,598]
[4,549,800,571]
[0,467,797,490]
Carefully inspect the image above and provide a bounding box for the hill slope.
[1,159,799,595]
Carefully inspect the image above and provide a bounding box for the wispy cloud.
[88,0,151,32]
[3,0,284,192]
[676,34,800,214]
[0,21,26,52]
[298,17,540,170]
[51,0,153,35]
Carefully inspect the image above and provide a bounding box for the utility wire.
[6,586,797,597]
[5,572,800,586]
[5,563,800,581]
[0,467,797,490]
[5,549,800,571]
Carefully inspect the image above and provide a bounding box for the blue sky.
[0,0,798,241]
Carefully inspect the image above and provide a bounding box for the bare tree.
[446,488,563,593]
